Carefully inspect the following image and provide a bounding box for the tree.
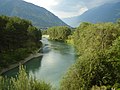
[60,21,120,90]
[47,26,71,41]
[0,15,42,69]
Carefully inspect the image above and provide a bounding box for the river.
[2,38,77,88]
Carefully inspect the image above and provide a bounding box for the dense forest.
[60,21,120,90]
[0,15,42,71]
[45,26,71,41]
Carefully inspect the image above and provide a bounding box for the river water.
[3,38,77,88]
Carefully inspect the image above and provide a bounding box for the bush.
[60,22,120,90]
[0,66,52,90]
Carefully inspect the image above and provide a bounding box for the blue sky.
[23,0,119,18]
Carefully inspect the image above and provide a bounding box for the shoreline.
[0,51,43,75]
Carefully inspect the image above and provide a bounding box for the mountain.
[62,16,79,27]
[63,2,120,27]
[0,0,67,28]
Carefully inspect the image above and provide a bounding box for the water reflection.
[25,56,43,74]
[30,40,77,87]
[2,56,43,77]
[3,39,77,88]
[42,45,51,53]
[50,41,75,55]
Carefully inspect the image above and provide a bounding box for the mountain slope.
[0,0,67,28]
[63,2,120,27]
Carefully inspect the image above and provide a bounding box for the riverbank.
[0,50,43,75]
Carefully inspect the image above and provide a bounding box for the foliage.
[0,66,52,90]
[42,30,48,35]
[60,21,120,90]
[0,15,42,70]
[91,85,107,90]
[47,26,71,41]
[72,22,120,55]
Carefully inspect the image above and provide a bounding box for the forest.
[0,15,42,71]
[60,21,120,90]
[46,26,71,41]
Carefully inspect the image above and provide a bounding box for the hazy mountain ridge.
[0,0,67,28]
[63,2,120,27]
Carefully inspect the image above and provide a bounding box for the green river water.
[3,38,77,88]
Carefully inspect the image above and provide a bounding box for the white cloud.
[23,0,59,10]
[23,0,118,18]
[23,0,63,18]
[54,7,88,18]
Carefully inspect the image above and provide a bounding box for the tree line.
[60,21,120,90]
[0,15,42,70]
[43,26,71,41]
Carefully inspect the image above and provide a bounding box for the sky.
[23,0,119,18]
